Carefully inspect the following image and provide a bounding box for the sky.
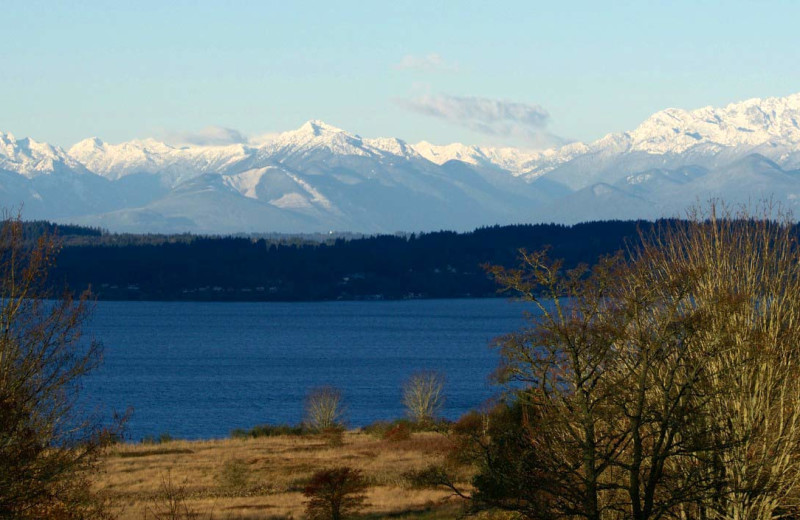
[1,0,799,149]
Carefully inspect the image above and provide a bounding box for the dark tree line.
[41,220,655,301]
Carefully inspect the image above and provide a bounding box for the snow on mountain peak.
[297,120,347,136]
[5,90,800,233]
[413,141,481,165]
[362,136,417,157]
[259,120,371,159]
[68,137,105,155]
[5,89,800,192]
[0,131,85,177]
[68,136,251,183]
[624,92,800,154]
[412,140,549,174]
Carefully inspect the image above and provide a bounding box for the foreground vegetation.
[0,216,119,518]
[97,430,467,519]
[9,201,800,519]
[479,202,800,519]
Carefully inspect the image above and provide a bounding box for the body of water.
[83,298,529,440]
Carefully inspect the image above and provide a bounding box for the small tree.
[304,466,368,520]
[305,386,345,431]
[0,214,117,518]
[402,370,445,425]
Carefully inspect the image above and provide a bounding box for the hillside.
[45,221,647,301]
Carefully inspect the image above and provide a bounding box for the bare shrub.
[402,371,445,424]
[303,467,367,520]
[145,470,203,520]
[402,465,450,489]
[321,426,345,448]
[230,423,306,439]
[305,386,345,431]
[383,422,412,442]
[0,214,121,518]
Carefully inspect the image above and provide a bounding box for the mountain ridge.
[3,92,800,233]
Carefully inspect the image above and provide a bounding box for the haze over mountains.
[3,93,800,234]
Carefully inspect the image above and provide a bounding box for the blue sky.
[2,0,799,148]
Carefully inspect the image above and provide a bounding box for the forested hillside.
[41,220,653,301]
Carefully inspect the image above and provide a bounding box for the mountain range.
[3,92,800,234]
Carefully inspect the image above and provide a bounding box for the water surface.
[84,298,529,440]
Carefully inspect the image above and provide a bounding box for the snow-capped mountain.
[1,131,89,178]
[627,92,800,156]
[2,92,800,233]
[527,92,800,190]
[57,120,548,232]
[67,137,255,185]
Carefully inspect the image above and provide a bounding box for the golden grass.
[96,431,469,519]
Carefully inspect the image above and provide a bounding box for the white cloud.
[394,53,458,73]
[398,93,554,142]
[165,126,248,146]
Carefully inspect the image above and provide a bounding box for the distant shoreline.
[45,220,655,302]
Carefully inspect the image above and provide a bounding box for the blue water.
[83,298,530,440]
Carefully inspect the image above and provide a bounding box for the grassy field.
[96,430,473,519]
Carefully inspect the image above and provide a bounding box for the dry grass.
[96,431,469,519]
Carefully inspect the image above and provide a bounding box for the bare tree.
[482,201,800,520]
[0,214,117,518]
[632,202,800,520]
[305,386,345,431]
[486,251,634,520]
[402,370,445,424]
